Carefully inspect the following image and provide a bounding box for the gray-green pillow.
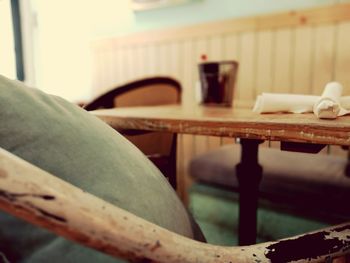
[0,75,198,262]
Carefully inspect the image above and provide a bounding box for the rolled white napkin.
[253,93,319,113]
[254,82,350,118]
[313,82,343,119]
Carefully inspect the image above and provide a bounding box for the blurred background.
[1,0,348,102]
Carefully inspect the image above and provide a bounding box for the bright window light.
[0,0,16,79]
[31,0,134,102]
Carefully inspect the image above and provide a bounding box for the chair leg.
[345,148,350,178]
[168,134,177,189]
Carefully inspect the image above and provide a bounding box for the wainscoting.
[91,3,350,201]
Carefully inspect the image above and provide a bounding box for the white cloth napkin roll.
[313,82,343,119]
[253,92,350,115]
[253,94,319,114]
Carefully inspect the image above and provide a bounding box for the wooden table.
[92,105,350,245]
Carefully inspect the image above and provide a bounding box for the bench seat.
[190,145,350,222]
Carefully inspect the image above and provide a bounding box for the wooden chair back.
[84,77,181,188]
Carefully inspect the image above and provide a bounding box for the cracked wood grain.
[0,147,349,262]
[92,106,350,146]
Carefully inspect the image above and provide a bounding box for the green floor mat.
[189,184,329,245]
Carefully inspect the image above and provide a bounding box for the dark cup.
[198,60,238,107]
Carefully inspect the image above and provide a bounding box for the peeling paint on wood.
[1,147,350,263]
[0,190,55,201]
[150,240,161,252]
[92,106,350,146]
[0,189,66,223]
[0,168,7,178]
[265,224,350,262]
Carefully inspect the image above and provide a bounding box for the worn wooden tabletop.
[92,105,350,146]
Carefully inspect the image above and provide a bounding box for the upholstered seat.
[190,144,350,221]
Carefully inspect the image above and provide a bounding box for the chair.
[0,147,349,263]
[84,77,181,189]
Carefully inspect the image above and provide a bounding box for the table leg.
[236,138,264,246]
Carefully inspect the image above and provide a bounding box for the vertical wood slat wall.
[91,4,350,201]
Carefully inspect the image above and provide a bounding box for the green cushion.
[0,75,196,262]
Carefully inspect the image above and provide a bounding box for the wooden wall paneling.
[136,45,146,77]
[133,45,143,79]
[149,43,159,75]
[208,35,224,149]
[99,48,115,95]
[123,46,134,83]
[236,31,256,104]
[223,33,240,101]
[223,33,240,62]
[269,28,293,149]
[117,47,127,85]
[141,45,149,78]
[164,42,172,75]
[101,49,113,93]
[255,30,274,95]
[94,51,107,96]
[181,39,195,106]
[222,33,240,145]
[173,40,185,201]
[292,26,313,94]
[191,34,210,199]
[90,49,102,97]
[111,48,122,88]
[100,46,128,95]
[272,28,293,93]
[208,35,223,61]
[99,50,111,95]
[255,30,274,149]
[235,31,259,148]
[291,25,332,155]
[330,21,350,157]
[311,24,336,95]
[130,45,141,80]
[158,42,170,76]
[169,41,181,81]
[157,41,197,202]
[134,45,141,79]
[193,37,210,156]
[126,45,135,82]
[177,39,196,202]
[144,45,153,77]
[335,21,350,91]
[113,48,124,87]
[151,43,162,78]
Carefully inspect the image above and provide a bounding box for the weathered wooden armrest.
[0,147,349,263]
